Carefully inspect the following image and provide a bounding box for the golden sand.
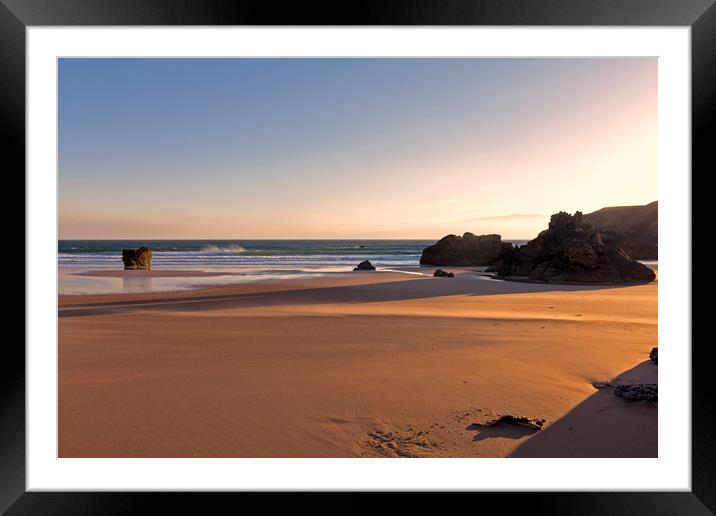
[59,270,657,457]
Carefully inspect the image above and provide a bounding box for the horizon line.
[58,236,535,241]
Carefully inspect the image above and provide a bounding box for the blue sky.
[59,58,657,239]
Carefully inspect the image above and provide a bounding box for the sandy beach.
[58,269,657,458]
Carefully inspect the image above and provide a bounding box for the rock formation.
[433,269,454,278]
[122,247,152,270]
[487,211,656,284]
[420,233,513,266]
[353,260,376,271]
[614,384,658,402]
[649,347,658,364]
[583,201,657,259]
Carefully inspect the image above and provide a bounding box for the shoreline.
[70,269,233,278]
[60,267,431,297]
[61,264,657,297]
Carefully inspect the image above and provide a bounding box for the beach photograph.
[58,57,658,458]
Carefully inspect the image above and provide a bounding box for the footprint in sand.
[361,427,440,458]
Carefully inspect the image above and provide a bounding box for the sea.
[57,239,658,296]
[58,239,528,295]
[59,239,445,270]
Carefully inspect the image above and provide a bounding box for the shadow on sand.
[58,275,638,318]
[511,360,658,458]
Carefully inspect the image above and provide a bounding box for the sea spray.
[200,244,247,253]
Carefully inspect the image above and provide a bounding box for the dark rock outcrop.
[487,211,656,284]
[649,347,658,364]
[420,233,513,266]
[468,415,546,431]
[353,260,376,271]
[583,201,657,259]
[433,269,454,278]
[614,384,658,402]
[122,247,152,270]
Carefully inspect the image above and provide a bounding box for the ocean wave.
[199,244,246,253]
[58,252,420,260]
[58,254,421,270]
[57,240,429,269]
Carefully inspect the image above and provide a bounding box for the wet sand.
[71,269,231,278]
[59,269,657,457]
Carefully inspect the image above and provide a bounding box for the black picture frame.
[4,0,713,513]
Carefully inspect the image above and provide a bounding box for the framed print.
[5,0,714,513]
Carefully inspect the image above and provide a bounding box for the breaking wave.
[199,244,246,253]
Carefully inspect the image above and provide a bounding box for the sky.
[59,58,657,239]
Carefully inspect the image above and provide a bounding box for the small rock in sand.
[592,381,612,390]
[468,415,546,431]
[353,260,376,271]
[433,269,454,278]
[649,347,658,364]
[614,383,657,402]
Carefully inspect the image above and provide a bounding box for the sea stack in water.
[487,211,655,284]
[122,247,152,270]
[353,260,376,271]
[420,233,513,266]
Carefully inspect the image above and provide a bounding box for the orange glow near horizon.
[59,58,656,240]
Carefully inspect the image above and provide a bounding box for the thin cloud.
[448,213,546,224]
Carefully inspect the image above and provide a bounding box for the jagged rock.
[433,269,454,278]
[122,247,152,270]
[420,233,513,266]
[353,260,376,271]
[614,384,657,402]
[649,347,658,364]
[487,211,656,284]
